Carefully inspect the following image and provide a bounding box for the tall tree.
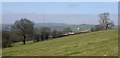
[11,18,34,45]
[99,13,114,30]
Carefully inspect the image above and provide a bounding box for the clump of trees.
[51,29,64,38]
[40,27,51,41]
[33,28,41,42]
[2,30,12,48]
[51,29,58,38]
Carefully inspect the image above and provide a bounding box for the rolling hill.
[1,23,118,32]
[2,29,118,56]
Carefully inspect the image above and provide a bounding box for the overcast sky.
[2,2,118,25]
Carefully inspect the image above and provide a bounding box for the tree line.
[2,18,72,48]
[2,12,115,48]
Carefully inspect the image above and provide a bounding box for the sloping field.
[2,29,118,56]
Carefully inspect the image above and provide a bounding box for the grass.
[2,29,118,56]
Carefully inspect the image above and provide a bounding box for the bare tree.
[99,13,114,30]
[11,18,34,45]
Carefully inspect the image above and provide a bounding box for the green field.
[2,29,118,56]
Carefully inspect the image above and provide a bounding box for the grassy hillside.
[2,29,118,56]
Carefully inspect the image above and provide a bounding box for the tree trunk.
[23,34,26,45]
[105,24,108,30]
[41,33,43,41]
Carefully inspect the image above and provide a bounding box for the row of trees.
[2,19,72,48]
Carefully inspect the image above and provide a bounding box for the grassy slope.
[2,29,118,56]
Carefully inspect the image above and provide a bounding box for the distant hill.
[1,24,12,31]
[34,23,67,31]
[35,23,66,27]
[65,24,94,32]
[34,23,95,32]
[1,23,118,32]
[2,23,94,31]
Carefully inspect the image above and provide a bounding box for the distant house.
[68,31,75,35]
[63,31,75,36]
[49,35,53,38]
